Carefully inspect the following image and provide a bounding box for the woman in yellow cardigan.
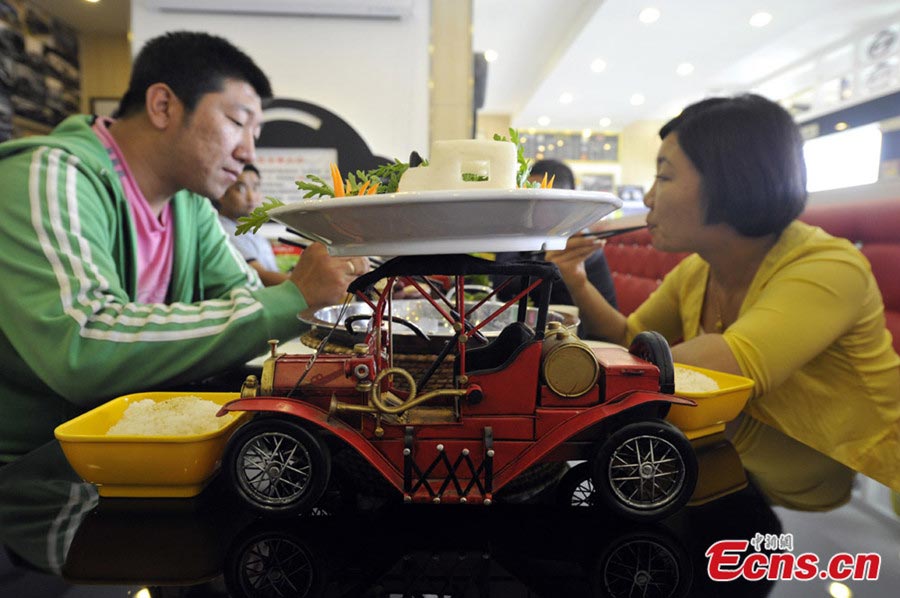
[549,94,899,510]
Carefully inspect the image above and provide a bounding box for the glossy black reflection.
[0,437,785,598]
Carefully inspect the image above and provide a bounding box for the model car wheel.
[224,418,331,516]
[591,420,697,522]
[225,522,323,598]
[593,529,692,598]
[555,462,597,507]
[629,331,675,394]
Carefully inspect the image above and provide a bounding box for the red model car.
[219,255,697,522]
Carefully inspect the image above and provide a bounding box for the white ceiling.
[473,0,900,132]
[29,0,900,134]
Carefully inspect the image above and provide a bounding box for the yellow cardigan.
[626,220,900,500]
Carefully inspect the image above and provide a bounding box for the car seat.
[464,321,535,374]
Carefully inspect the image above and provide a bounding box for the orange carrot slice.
[357,180,371,196]
[330,163,345,197]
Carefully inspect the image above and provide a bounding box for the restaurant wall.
[475,113,512,141]
[619,119,664,192]
[130,2,431,161]
[78,33,130,115]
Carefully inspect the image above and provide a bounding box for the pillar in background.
[429,0,473,145]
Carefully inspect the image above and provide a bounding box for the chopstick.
[276,237,385,267]
[278,236,308,249]
[578,224,647,239]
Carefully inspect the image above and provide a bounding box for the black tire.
[225,524,323,598]
[593,529,692,598]
[629,331,675,394]
[224,417,331,516]
[555,462,597,508]
[591,420,697,522]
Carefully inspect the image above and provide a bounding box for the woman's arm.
[671,333,742,374]
[546,236,628,343]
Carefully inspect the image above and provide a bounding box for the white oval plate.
[267,188,622,256]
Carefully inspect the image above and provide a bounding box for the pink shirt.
[92,117,174,304]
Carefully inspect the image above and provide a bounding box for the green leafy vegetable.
[367,159,416,194]
[462,173,489,182]
[295,174,334,199]
[493,128,539,188]
[235,197,284,235]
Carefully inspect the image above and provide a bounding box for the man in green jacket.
[0,31,365,462]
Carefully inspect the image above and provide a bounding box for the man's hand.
[289,243,369,310]
[545,235,604,290]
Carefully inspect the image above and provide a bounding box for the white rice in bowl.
[674,366,720,393]
[107,395,234,436]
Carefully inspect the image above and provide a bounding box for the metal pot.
[299,299,578,354]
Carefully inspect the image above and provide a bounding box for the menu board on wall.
[0,0,80,139]
[255,147,338,204]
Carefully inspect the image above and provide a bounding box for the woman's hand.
[545,235,604,290]
[289,243,369,309]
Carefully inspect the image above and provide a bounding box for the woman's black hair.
[116,31,272,119]
[659,94,807,236]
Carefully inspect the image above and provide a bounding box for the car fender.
[219,397,405,493]
[494,391,694,489]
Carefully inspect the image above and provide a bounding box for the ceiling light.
[749,11,772,27]
[603,143,612,151]
[598,117,611,128]
[538,145,546,152]
[630,93,646,106]
[537,116,551,127]
[639,7,660,24]
[556,140,564,147]
[676,62,694,76]
[590,58,607,73]
[582,128,592,139]
[483,49,499,62]
[835,122,849,131]
[84,0,101,3]
[559,92,573,104]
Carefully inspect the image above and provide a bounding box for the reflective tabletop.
[2,435,898,598]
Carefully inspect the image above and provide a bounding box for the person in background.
[493,158,618,313]
[0,31,366,462]
[216,163,289,286]
[547,94,899,508]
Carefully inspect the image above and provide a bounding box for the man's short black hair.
[659,94,807,236]
[116,31,272,118]
[529,159,576,190]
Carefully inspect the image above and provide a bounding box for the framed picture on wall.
[90,97,119,117]
[580,173,615,192]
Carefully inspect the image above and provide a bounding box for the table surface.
[2,334,897,597]
[1,434,897,598]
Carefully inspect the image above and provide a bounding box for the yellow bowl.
[666,364,754,439]
[54,392,248,498]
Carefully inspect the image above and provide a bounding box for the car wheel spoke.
[608,434,685,509]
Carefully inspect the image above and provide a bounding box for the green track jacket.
[0,116,308,461]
